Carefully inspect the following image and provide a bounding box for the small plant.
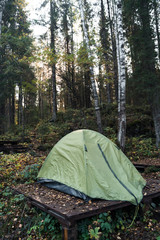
[19,163,41,183]
[89,227,101,240]
[126,136,158,161]
[27,212,61,240]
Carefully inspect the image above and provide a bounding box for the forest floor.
[1,147,160,239]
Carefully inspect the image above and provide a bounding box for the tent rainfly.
[37,129,146,205]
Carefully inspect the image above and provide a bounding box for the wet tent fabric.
[37,129,146,205]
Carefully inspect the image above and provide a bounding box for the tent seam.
[97,143,138,205]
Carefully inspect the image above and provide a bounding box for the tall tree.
[106,0,118,101]
[0,0,35,132]
[153,0,160,62]
[78,0,102,133]
[99,0,112,104]
[115,0,127,150]
[50,0,57,121]
[123,0,160,148]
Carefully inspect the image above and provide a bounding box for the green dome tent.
[37,129,146,205]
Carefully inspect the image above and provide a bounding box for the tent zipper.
[97,143,138,205]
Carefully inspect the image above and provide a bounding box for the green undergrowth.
[125,136,159,161]
[0,152,160,239]
[0,104,155,146]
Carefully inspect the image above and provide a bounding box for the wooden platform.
[0,140,28,153]
[134,163,160,172]
[12,179,160,240]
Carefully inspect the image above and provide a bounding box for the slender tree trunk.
[50,0,57,121]
[9,96,12,128]
[98,64,103,105]
[18,78,24,139]
[70,7,77,108]
[106,82,111,104]
[107,0,118,101]
[152,1,160,147]
[11,90,15,125]
[8,94,15,129]
[78,0,102,133]
[84,69,91,108]
[100,0,112,104]
[115,0,126,151]
[18,82,22,126]
[153,0,160,62]
[38,86,42,119]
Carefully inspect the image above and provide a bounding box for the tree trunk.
[107,0,118,102]
[84,68,91,108]
[78,0,102,133]
[11,90,15,125]
[18,78,25,139]
[98,64,103,105]
[18,82,22,126]
[115,0,126,151]
[70,7,77,109]
[100,0,112,104]
[153,0,160,62]
[50,0,57,121]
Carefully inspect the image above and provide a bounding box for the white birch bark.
[107,0,118,101]
[0,0,8,38]
[153,0,160,63]
[78,0,102,133]
[114,0,126,150]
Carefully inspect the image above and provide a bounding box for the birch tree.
[153,0,160,148]
[106,0,118,101]
[153,0,160,62]
[78,0,102,133]
[114,0,126,150]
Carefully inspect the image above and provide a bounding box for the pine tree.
[123,0,160,148]
[0,0,35,132]
[99,0,112,104]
